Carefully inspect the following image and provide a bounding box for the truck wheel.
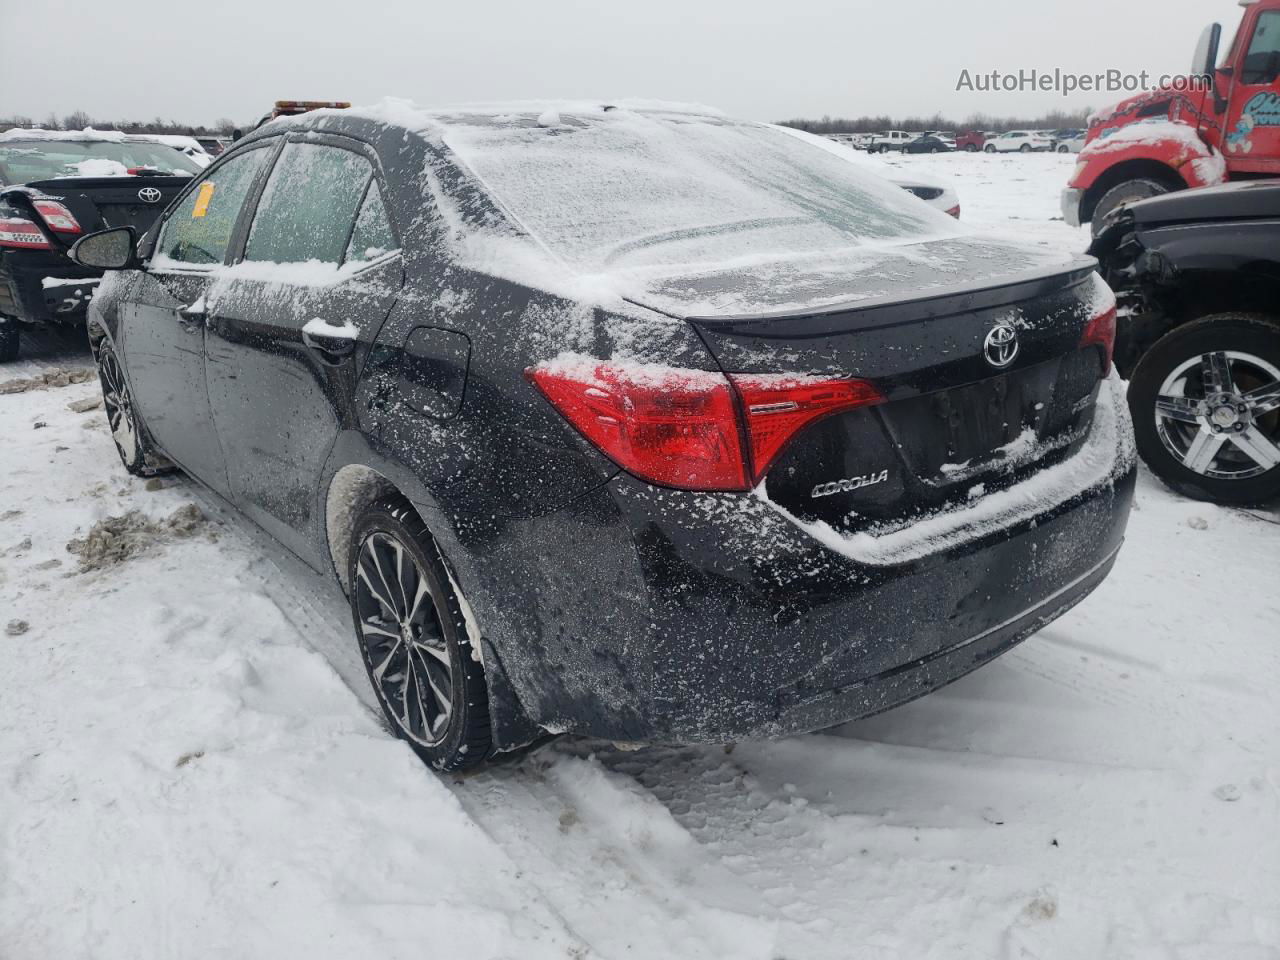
[0,319,17,362]
[348,494,492,771]
[984,144,996,153]
[1128,313,1280,505]
[964,143,978,152]
[1091,178,1169,236]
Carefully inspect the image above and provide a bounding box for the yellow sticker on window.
[192,181,216,218]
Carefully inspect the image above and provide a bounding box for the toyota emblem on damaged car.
[137,187,162,203]
[984,322,1019,368]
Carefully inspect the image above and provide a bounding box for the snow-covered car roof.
[263,99,1086,318]
[135,134,209,155]
[0,127,129,143]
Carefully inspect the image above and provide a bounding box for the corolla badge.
[983,322,1019,368]
[137,187,162,203]
[811,469,889,499]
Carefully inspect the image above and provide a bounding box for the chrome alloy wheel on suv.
[1130,314,1280,504]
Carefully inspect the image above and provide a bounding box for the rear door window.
[244,143,372,265]
[344,181,397,264]
[154,147,270,267]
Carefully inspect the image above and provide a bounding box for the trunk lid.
[18,175,192,245]
[676,250,1111,540]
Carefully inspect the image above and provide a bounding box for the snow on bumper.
[763,371,1136,566]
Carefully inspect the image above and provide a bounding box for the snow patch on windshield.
[64,158,130,178]
[758,373,1135,566]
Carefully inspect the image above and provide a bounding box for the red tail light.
[1080,304,1117,375]
[527,359,882,492]
[0,216,52,250]
[32,199,81,235]
[732,373,883,479]
[528,361,747,490]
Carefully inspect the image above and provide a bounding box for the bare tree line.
[0,111,245,136]
[779,108,1094,134]
[5,107,1096,139]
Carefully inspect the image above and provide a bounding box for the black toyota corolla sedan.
[71,102,1135,770]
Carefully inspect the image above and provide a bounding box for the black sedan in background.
[72,103,1134,770]
[905,134,955,154]
[0,132,200,360]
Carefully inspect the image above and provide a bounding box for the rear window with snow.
[440,110,957,272]
[0,140,201,184]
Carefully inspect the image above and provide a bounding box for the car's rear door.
[117,144,275,494]
[203,134,403,562]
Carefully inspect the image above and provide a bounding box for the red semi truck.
[1063,0,1280,233]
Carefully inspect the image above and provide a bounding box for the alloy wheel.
[354,531,453,746]
[1154,350,1280,480]
[98,349,138,464]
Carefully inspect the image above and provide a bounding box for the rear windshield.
[440,110,958,272]
[0,140,201,185]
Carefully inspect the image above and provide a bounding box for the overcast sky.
[1,0,1236,127]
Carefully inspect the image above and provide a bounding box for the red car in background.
[956,130,991,152]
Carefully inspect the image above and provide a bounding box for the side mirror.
[69,226,140,270]
[1192,22,1222,77]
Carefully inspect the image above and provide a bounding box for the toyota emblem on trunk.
[138,187,162,203]
[983,323,1019,368]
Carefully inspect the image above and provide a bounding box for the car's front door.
[117,145,274,494]
[203,136,403,562]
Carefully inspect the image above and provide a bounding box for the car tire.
[95,342,173,477]
[965,143,978,152]
[348,495,492,771]
[1128,313,1280,505]
[929,146,939,153]
[1091,177,1170,237]
[1057,144,1070,153]
[0,319,18,362]
[984,144,996,153]
[1019,143,1031,153]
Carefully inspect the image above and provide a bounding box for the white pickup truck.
[866,130,917,154]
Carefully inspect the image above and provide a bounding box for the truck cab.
[1063,0,1280,233]
[867,130,915,153]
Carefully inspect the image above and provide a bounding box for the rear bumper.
[762,537,1123,737]
[1061,186,1084,227]
[465,377,1137,745]
[0,252,100,325]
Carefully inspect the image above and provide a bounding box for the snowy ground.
[2,153,1278,960]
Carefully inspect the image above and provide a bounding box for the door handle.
[301,318,357,364]
[176,301,206,331]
